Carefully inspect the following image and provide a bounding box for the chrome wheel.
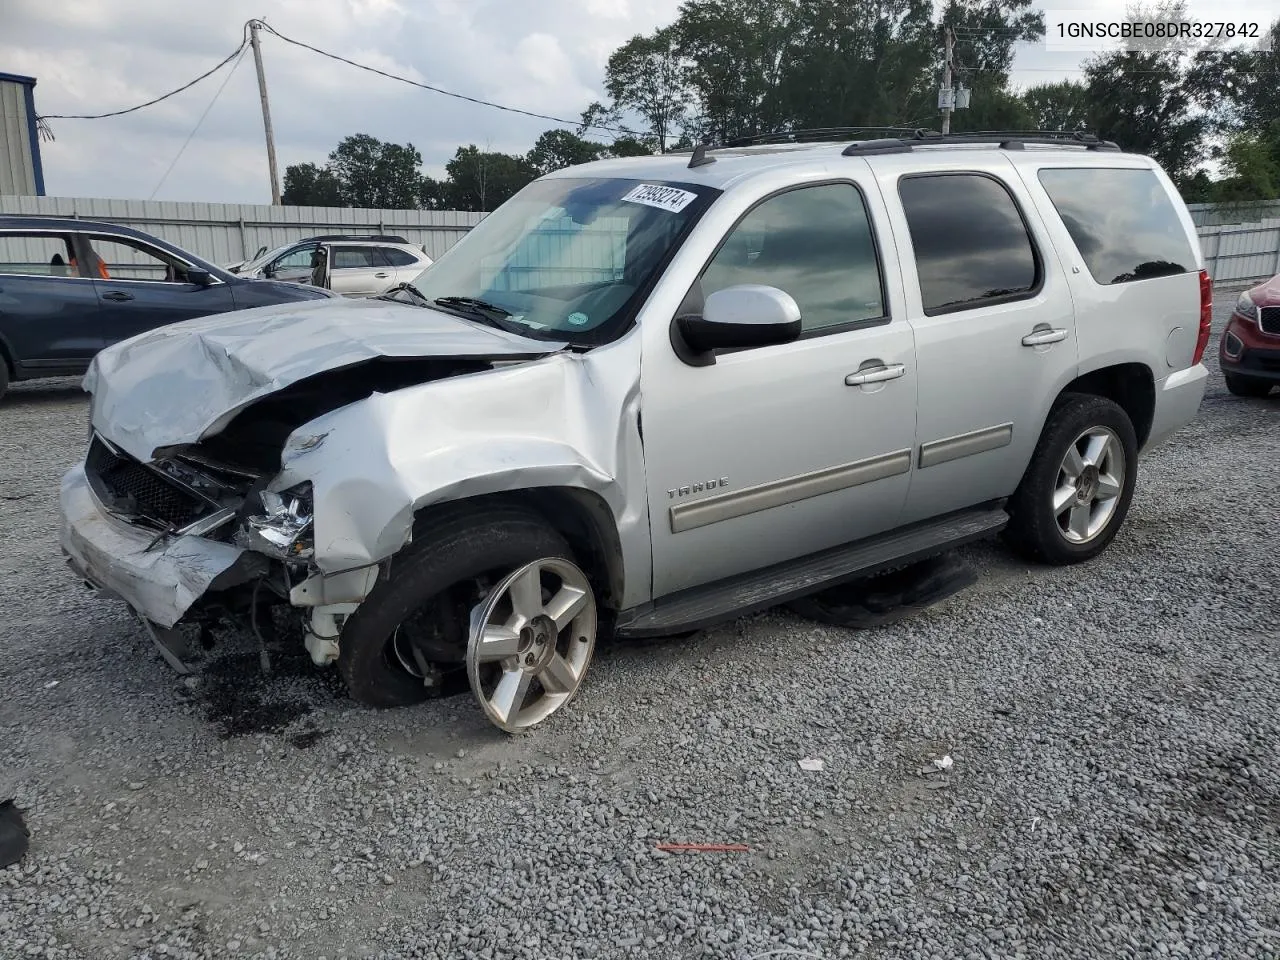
[466,558,596,733]
[1053,426,1125,544]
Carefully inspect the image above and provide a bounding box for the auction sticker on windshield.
[621,184,698,213]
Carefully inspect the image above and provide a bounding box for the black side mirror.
[187,269,214,287]
[671,284,802,366]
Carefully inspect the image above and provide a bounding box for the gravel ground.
[1,287,1278,960]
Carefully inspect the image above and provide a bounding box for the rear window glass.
[1037,168,1195,285]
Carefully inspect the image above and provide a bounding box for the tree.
[444,146,537,212]
[1212,131,1280,202]
[604,28,692,150]
[326,134,424,209]
[1022,81,1089,131]
[526,129,605,175]
[281,162,343,206]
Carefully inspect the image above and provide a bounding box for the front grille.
[85,436,211,530]
[1261,306,1280,336]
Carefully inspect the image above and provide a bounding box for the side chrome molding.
[669,449,912,533]
[918,422,1013,469]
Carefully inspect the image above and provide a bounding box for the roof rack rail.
[304,234,411,243]
[841,129,1121,156]
[724,126,929,148]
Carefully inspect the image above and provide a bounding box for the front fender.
[273,345,652,604]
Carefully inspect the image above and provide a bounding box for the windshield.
[408,177,719,343]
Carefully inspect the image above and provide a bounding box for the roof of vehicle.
[544,131,1156,191]
[0,214,228,276]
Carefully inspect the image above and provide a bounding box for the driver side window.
[700,183,886,333]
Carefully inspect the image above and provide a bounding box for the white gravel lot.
[1,287,1278,960]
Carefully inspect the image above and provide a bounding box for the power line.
[38,26,249,121]
[253,21,626,135]
[149,46,248,200]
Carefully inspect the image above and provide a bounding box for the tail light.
[1193,269,1213,365]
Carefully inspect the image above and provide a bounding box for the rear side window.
[0,232,79,277]
[333,246,376,269]
[1037,167,1194,285]
[898,173,1039,315]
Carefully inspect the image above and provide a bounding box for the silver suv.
[61,131,1210,733]
[227,235,433,297]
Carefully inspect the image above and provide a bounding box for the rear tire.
[0,358,10,401]
[1004,394,1138,565]
[338,505,574,708]
[1224,372,1272,397]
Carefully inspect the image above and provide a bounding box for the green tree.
[1212,131,1280,202]
[444,146,537,212]
[326,134,424,209]
[281,162,343,206]
[1022,81,1089,131]
[604,28,692,150]
[526,129,605,175]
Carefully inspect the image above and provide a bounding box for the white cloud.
[1,0,682,202]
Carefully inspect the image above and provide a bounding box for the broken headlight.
[238,483,314,560]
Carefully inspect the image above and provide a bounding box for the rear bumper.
[60,463,265,627]
[1144,363,1208,452]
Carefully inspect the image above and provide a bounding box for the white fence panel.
[0,195,486,265]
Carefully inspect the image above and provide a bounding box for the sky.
[0,0,1273,204]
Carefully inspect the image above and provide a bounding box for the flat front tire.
[1005,394,1138,565]
[338,506,578,709]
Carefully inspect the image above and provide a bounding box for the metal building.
[0,72,45,196]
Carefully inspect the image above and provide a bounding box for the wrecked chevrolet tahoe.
[60,131,1210,732]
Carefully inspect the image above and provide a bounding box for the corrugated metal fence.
[2,194,1280,285]
[0,195,485,265]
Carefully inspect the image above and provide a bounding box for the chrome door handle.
[374,272,389,278]
[1021,327,1068,346]
[845,363,905,386]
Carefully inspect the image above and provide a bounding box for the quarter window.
[378,247,419,267]
[1037,167,1194,285]
[699,183,885,333]
[898,173,1039,315]
[0,232,80,277]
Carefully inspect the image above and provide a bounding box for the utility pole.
[249,20,282,205]
[940,26,953,135]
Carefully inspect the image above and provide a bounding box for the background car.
[226,235,433,297]
[1220,274,1280,397]
[0,215,334,399]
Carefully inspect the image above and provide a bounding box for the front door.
[639,179,919,599]
[81,234,237,348]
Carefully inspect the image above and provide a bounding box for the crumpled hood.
[86,296,564,462]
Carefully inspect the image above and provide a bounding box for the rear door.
[82,233,237,347]
[873,157,1079,525]
[0,229,101,371]
[328,244,388,296]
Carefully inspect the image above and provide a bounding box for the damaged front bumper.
[59,464,268,628]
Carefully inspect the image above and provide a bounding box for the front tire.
[338,505,576,708]
[1005,394,1138,565]
[1224,371,1273,397]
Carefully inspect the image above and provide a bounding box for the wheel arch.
[410,487,627,611]
[1053,362,1156,448]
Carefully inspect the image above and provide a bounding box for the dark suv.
[0,216,333,398]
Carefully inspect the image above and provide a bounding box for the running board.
[615,505,1008,638]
